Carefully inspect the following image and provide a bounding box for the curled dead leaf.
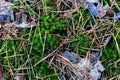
[14,12,36,28]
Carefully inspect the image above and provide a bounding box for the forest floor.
[0,0,120,80]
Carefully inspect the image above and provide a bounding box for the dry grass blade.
[50,52,85,79]
[111,33,120,56]
[0,65,6,80]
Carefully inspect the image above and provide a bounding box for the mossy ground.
[0,0,120,79]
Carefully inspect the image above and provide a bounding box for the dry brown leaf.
[15,75,25,80]
[0,0,12,10]
[14,12,36,28]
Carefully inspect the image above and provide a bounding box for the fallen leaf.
[86,0,98,3]
[0,0,12,10]
[89,61,105,80]
[14,21,36,28]
[0,0,14,23]
[64,51,77,62]
[15,75,24,80]
[64,51,80,63]
[88,2,107,18]
[14,12,36,28]
[114,12,120,22]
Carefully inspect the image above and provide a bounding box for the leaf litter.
[47,0,120,80]
[0,0,119,80]
[0,0,36,40]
